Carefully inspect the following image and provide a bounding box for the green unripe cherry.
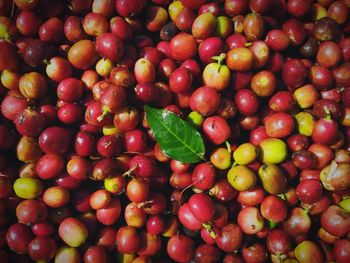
[13,177,43,199]
[210,147,232,170]
[259,138,287,164]
[187,111,204,129]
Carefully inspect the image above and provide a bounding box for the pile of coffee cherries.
[0,0,349,262]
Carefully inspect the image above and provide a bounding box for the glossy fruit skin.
[1,93,29,121]
[115,226,140,254]
[39,127,71,154]
[188,193,215,222]
[312,118,338,146]
[317,41,342,68]
[28,236,57,261]
[216,223,243,252]
[167,234,194,263]
[320,162,350,191]
[189,86,220,116]
[115,0,147,17]
[178,202,202,231]
[19,72,47,99]
[237,206,265,235]
[64,15,87,42]
[6,223,34,254]
[134,58,156,84]
[22,39,50,67]
[266,29,290,51]
[68,40,99,70]
[258,163,287,194]
[265,112,295,138]
[333,239,350,263]
[95,33,124,61]
[192,162,216,191]
[170,32,197,61]
[46,57,73,83]
[296,179,323,204]
[203,116,231,145]
[96,198,121,225]
[169,67,192,93]
[259,138,288,164]
[260,195,287,223]
[242,243,268,263]
[243,13,264,41]
[145,6,168,32]
[283,18,307,45]
[250,40,270,68]
[267,228,292,255]
[16,11,41,37]
[2,1,350,262]
[282,59,307,89]
[321,205,350,237]
[227,165,257,191]
[234,89,259,116]
[14,108,46,137]
[269,91,295,112]
[198,37,224,64]
[58,217,88,247]
[227,47,254,72]
[191,12,216,39]
[36,153,64,180]
[295,240,323,263]
[251,70,276,97]
[195,244,221,263]
[13,177,44,199]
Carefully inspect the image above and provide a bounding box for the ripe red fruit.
[178,202,202,231]
[312,117,338,146]
[167,234,195,263]
[202,116,231,145]
[188,193,215,222]
[264,112,295,138]
[170,33,197,61]
[282,58,307,89]
[6,223,34,254]
[169,67,193,93]
[192,162,216,191]
[95,33,124,61]
[28,236,57,261]
[216,223,243,252]
[14,108,46,137]
[189,86,221,116]
[115,226,140,254]
[234,89,259,116]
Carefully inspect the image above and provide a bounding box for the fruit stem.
[178,177,204,207]
[202,222,216,239]
[268,220,278,229]
[212,53,227,65]
[303,203,315,214]
[137,200,154,209]
[278,193,287,200]
[324,108,332,120]
[89,155,102,160]
[122,164,138,177]
[97,110,109,122]
[11,0,15,18]
[225,140,232,153]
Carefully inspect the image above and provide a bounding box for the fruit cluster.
[0,0,349,262]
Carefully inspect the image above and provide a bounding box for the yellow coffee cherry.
[210,147,232,170]
[227,165,257,191]
[233,143,258,165]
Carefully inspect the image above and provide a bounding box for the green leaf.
[144,105,206,164]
